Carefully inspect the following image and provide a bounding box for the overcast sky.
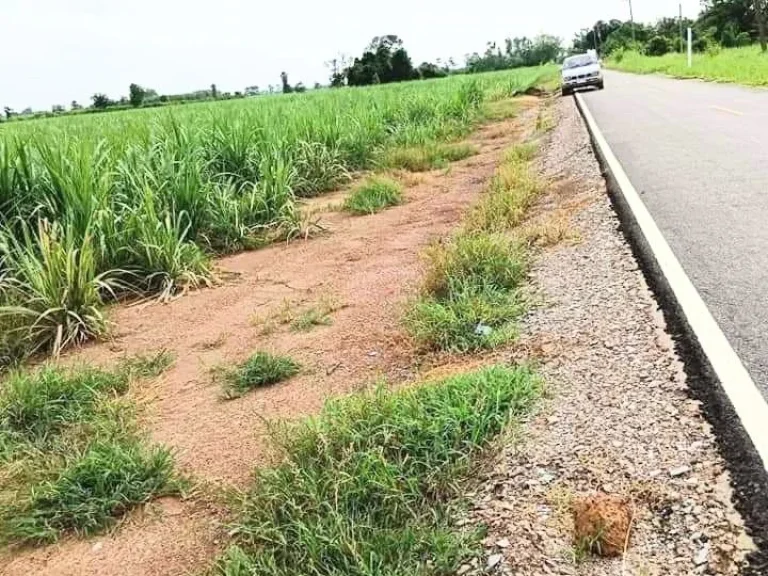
[1,0,702,111]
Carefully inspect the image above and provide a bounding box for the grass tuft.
[404,284,523,352]
[0,363,178,546]
[343,177,403,215]
[404,140,541,352]
[217,364,542,576]
[382,143,477,172]
[422,233,526,299]
[464,145,542,233]
[218,351,301,399]
[0,366,127,446]
[3,438,176,544]
[118,349,176,380]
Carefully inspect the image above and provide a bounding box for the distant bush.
[646,36,672,56]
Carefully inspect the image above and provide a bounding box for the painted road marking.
[576,92,768,471]
[709,105,744,116]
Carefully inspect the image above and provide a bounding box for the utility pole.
[628,0,636,43]
[679,3,684,52]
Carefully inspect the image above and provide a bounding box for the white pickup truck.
[561,52,604,96]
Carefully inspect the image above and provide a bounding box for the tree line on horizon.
[1,33,563,123]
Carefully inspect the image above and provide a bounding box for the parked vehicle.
[561,53,604,96]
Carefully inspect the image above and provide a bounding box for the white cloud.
[1,0,702,111]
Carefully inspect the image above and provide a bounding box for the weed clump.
[217,364,542,576]
[383,143,477,172]
[0,360,178,545]
[218,351,300,399]
[343,177,403,215]
[404,141,541,352]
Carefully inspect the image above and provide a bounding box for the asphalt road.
[580,70,768,397]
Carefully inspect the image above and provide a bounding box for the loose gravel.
[458,97,753,575]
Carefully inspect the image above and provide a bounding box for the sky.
[1,0,702,111]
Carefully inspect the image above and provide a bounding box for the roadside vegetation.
[382,142,477,172]
[404,142,542,352]
[0,67,552,367]
[575,1,768,87]
[608,45,768,86]
[0,353,178,545]
[217,364,542,576]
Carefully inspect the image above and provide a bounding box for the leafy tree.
[313,82,322,90]
[344,35,419,86]
[646,35,673,55]
[327,56,349,87]
[466,35,562,72]
[3,106,13,119]
[71,100,82,110]
[129,83,145,107]
[417,62,447,79]
[211,83,218,98]
[294,82,307,93]
[280,72,293,93]
[756,0,768,51]
[52,104,65,114]
[390,47,416,81]
[91,93,111,109]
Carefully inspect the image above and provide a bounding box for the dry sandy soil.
[1,99,540,576]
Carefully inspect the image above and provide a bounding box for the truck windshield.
[563,55,596,69]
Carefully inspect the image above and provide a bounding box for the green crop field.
[0,66,554,363]
[608,46,768,86]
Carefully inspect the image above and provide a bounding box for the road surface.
[579,70,768,398]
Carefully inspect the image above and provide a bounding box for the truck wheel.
[597,80,605,90]
[561,87,571,97]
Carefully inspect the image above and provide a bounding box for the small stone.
[487,554,503,570]
[457,564,472,575]
[694,544,710,566]
[496,538,510,548]
[91,542,103,552]
[367,351,379,357]
[670,465,691,478]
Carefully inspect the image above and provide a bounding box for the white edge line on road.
[575,92,768,470]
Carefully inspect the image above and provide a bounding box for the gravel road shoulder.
[460,97,753,575]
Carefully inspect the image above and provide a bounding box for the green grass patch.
[216,364,541,576]
[218,351,300,399]
[343,177,403,215]
[422,233,527,299]
[403,140,541,353]
[0,361,178,546]
[483,99,521,121]
[404,284,523,352]
[382,142,477,172]
[464,144,542,233]
[3,438,176,544]
[608,46,768,87]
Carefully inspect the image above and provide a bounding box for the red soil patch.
[1,106,538,576]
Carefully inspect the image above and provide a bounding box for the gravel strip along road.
[459,98,753,575]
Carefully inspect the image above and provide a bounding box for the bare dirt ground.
[458,98,753,575]
[1,101,539,576]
